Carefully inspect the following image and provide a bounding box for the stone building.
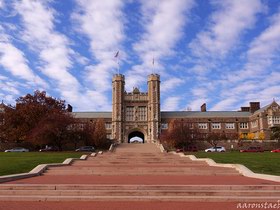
[73,74,280,143]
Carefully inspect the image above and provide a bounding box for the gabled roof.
[253,101,280,114]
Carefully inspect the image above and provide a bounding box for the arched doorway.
[128,131,145,143]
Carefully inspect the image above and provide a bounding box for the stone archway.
[128,131,145,143]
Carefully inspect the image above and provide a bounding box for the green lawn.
[0,152,85,176]
[185,151,280,176]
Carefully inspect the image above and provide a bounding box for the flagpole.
[117,59,120,75]
[114,51,120,75]
[152,56,155,74]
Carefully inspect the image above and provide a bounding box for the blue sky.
[0,0,280,112]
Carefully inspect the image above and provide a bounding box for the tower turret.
[147,74,160,142]
[112,74,125,143]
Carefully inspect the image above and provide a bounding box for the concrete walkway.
[0,143,279,209]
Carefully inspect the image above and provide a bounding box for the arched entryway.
[128,131,145,143]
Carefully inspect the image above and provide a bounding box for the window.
[198,123,207,129]
[105,122,112,129]
[138,106,147,121]
[239,122,248,129]
[225,123,235,129]
[274,117,280,124]
[106,134,112,139]
[161,123,168,129]
[268,116,272,124]
[251,120,258,128]
[126,106,134,121]
[267,116,280,125]
[212,123,221,129]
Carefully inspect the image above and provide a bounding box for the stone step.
[73,161,204,165]
[46,170,239,175]
[44,170,239,176]
[0,189,279,197]
[44,166,240,175]
[0,195,279,202]
[48,166,236,171]
[1,184,279,191]
[71,163,209,167]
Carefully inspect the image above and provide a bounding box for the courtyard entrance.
[128,131,144,143]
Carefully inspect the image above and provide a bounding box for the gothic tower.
[112,73,160,143]
[147,74,160,142]
[112,74,125,143]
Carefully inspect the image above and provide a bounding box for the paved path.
[0,143,279,209]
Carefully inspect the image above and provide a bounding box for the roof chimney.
[249,102,260,113]
[240,107,250,112]
[201,103,207,112]
[67,104,73,112]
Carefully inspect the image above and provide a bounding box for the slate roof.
[161,111,251,118]
[72,111,251,119]
[72,112,112,119]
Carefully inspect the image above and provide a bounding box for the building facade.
[73,74,280,143]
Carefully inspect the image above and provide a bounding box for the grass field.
[0,152,85,176]
[185,151,280,176]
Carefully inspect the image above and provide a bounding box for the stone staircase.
[0,143,279,202]
[0,184,279,202]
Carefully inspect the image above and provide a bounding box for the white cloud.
[190,0,263,58]
[162,96,181,111]
[187,0,266,111]
[72,0,125,106]
[127,0,194,89]
[0,24,47,88]
[74,0,124,60]
[218,9,280,110]
[85,62,116,92]
[0,78,19,95]
[0,42,46,86]
[0,93,15,105]
[248,13,280,59]
[256,86,280,103]
[0,0,4,9]
[210,98,237,111]
[242,11,280,77]
[161,77,185,93]
[186,98,208,111]
[69,50,90,66]
[134,0,194,61]
[15,0,81,104]
[191,87,209,97]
